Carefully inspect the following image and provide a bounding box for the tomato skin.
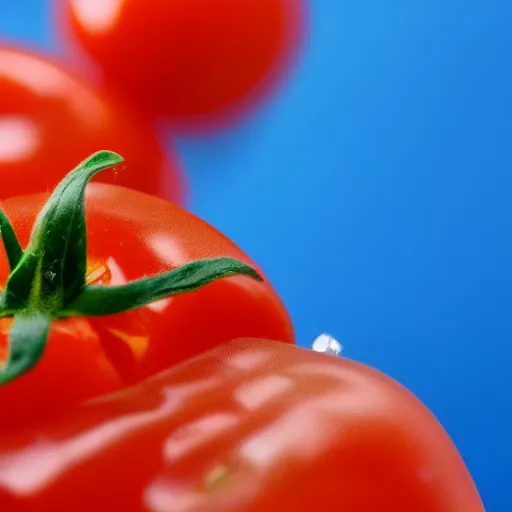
[0,45,183,201]
[0,339,483,511]
[57,0,305,127]
[0,186,293,427]
[0,318,124,430]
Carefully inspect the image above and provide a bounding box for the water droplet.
[312,333,343,356]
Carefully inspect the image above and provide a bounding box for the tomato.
[0,45,183,201]
[0,338,483,511]
[56,0,305,128]
[0,152,293,429]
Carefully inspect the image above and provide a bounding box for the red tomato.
[0,45,184,201]
[56,0,305,128]
[0,184,293,428]
[0,338,483,511]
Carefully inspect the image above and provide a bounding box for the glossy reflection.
[0,387,184,495]
[235,374,293,410]
[0,116,39,163]
[71,0,123,34]
[163,413,239,463]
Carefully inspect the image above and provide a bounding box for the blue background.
[1,1,510,509]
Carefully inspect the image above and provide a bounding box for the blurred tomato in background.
[55,0,306,132]
[0,45,184,201]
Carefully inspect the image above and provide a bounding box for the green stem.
[0,151,263,386]
[0,209,23,271]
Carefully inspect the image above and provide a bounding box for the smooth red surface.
[0,45,184,201]
[0,186,294,428]
[0,339,483,511]
[57,0,305,127]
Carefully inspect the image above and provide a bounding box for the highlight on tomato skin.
[55,0,308,132]
[0,338,484,512]
[0,44,184,202]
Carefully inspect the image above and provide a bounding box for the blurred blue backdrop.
[1,1,510,509]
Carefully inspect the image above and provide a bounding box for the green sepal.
[3,151,124,312]
[62,257,263,317]
[0,150,265,388]
[0,313,51,385]
[0,209,23,271]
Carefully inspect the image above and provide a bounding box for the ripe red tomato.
[56,0,305,127]
[0,45,183,201]
[0,338,483,511]
[0,156,293,429]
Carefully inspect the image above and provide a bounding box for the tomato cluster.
[0,2,484,511]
